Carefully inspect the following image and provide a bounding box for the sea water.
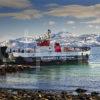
[0,47,100,92]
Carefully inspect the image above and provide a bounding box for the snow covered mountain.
[0,32,100,48]
[51,32,100,47]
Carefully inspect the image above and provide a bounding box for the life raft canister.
[37,40,50,46]
[54,43,61,52]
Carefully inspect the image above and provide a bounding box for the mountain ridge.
[0,32,100,48]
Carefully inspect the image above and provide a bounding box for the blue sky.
[0,0,100,41]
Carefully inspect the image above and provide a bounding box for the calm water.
[0,47,100,92]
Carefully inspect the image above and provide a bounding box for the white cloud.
[47,4,100,19]
[95,26,100,29]
[0,2,100,23]
[88,24,100,29]
[67,21,75,24]
[48,21,55,26]
[88,24,94,28]
[46,4,100,24]
[0,0,31,8]
[72,26,76,29]
[0,9,42,20]
[62,28,66,32]
[85,18,100,24]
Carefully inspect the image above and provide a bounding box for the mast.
[47,29,51,39]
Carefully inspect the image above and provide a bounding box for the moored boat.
[0,30,91,65]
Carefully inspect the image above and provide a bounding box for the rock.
[75,88,87,94]
[91,91,99,96]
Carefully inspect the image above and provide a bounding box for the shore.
[0,88,99,100]
[0,64,36,75]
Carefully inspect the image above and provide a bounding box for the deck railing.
[12,50,90,58]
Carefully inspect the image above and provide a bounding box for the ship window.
[13,50,15,52]
[22,50,24,53]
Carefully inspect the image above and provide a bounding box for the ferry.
[0,30,90,65]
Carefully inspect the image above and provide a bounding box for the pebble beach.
[0,88,99,100]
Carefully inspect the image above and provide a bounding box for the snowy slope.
[0,32,100,48]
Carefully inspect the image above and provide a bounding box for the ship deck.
[12,50,90,58]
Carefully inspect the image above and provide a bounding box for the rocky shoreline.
[0,88,99,100]
[0,64,36,75]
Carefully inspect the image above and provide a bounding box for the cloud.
[95,25,100,29]
[47,4,100,19]
[84,18,100,24]
[88,24,94,28]
[0,0,42,20]
[72,26,76,29]
[48,21,55,26]
[88,24,100,29]
[0,0,31,8]
[0,9,42,20]
[67,21,75,24]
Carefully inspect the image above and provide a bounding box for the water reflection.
[0,63,99,91]
[0,47,100,91]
